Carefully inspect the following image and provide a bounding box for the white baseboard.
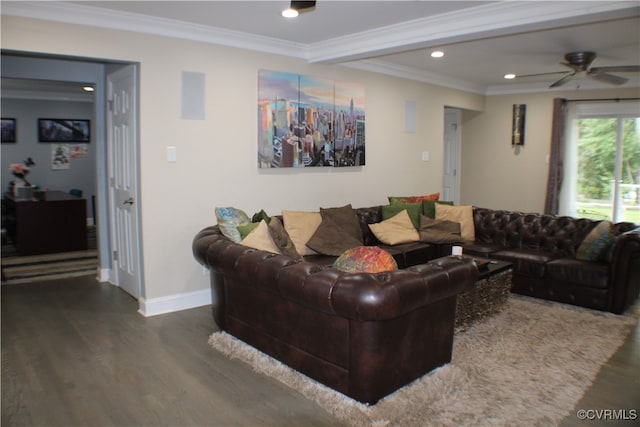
[138,288,212,317]
[96,268,111,283]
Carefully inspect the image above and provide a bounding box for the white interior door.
[443,108,461,204]
[107,65,141,299]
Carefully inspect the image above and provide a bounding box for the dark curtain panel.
[544,98,568,214]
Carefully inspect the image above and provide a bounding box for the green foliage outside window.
[577,118,640,200]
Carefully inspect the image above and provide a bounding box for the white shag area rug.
[209,296,639,427]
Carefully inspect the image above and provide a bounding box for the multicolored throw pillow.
[215,207,251,243]
[576,220,617,262]
[333,246,398,273]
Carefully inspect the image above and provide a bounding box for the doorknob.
[123,197,134,205]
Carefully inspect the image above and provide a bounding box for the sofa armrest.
[329,256,478,321]
[193,226,478,322]
[609,227,640,314]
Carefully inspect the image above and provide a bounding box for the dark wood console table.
[4,191,87,255]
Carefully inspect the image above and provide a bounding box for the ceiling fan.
[282,1,316,17]
[514,51,640,88]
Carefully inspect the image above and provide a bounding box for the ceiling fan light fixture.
[283,1,316,18]
[504,73,516,80]
[281,7,298,18]
[430,50,445,59]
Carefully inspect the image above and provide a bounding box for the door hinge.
[107,99,114,112]
[113,250,118,261]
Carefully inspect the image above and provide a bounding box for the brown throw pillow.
[320,204,363,244]
[306,216,363,256]
[419,215,463,244]
[268,216,302,259]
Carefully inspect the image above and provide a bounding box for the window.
[560,101,640,223]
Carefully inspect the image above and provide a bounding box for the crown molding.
[3,1,638,95]
[344,59,486,95]
[307,1,640,63]
[1,1,308,59]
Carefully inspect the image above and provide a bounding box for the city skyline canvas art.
[258,69,365,168]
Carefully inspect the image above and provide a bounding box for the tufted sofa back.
[472,207,637,256]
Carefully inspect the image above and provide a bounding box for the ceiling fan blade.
[590,65,640,73]
[549,72,576,88]
[514,71,567,79]
[587,71,628,85]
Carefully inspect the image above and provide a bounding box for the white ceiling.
[2,1,640,95]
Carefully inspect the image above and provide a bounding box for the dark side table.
[4,191,87,255]
[454,257,513,333]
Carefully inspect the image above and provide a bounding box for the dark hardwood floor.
[2,276,638,426]
[1,277,344,427]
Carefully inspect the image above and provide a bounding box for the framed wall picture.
[1,118,17,143]
[512,104,526,146]
[38,119,91,143]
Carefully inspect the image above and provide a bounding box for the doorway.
[443,108,461,204]
[1,52,143,300]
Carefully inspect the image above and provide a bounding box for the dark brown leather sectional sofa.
[193,204,640,403]
[193,225,478,404]
[461,207,640,314]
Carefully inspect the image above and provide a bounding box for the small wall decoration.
[1,118,17,143]
[51,144,71,170]
[258,69,366,168]
[39,119,90,143]
[512,104,526,146]
[70,144,89,158]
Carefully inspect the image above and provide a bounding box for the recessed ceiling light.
[430,51,445,59]
[83,85,95,92]
[282,8,298,18]
[504,73,516,80]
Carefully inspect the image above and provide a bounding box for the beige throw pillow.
[240,220,281,254]
[435,204,475,241]
[282,210,322,256]
[368,210,420,245]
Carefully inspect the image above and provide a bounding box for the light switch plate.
[422,151,430,161]
[167,146,177,162]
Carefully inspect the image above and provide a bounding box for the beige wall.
[5,15,635,309]
[460,87,640,213]
[1,15,486,305]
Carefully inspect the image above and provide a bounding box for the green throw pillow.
[381,203,421,229]
[237,222,260,240]
[422,200,454,219]
[251,209,270,224]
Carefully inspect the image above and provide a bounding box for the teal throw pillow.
[576,220,617,261]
